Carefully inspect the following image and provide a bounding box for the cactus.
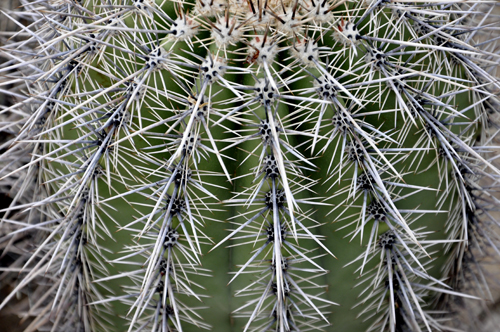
[0,0,500,331]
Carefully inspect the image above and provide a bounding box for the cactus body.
[0,1,500,332]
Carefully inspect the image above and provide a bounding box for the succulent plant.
[1,0,500,331]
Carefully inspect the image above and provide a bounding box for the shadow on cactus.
[0,0,500,331]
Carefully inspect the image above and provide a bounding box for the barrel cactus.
[1,0,499,331]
